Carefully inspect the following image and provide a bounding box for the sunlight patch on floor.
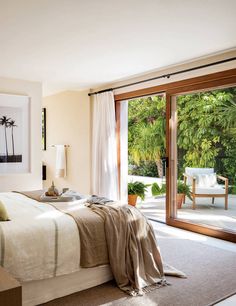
[140,196,236,232]
[155,224,208,242]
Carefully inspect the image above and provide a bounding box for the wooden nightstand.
[0,266,22,306]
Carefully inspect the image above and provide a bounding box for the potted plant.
[177,181,192,209]
[128,181,149,206]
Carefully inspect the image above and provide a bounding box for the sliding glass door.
[118,94,167,222]
[116,68,236,242]
[167,86,236,241]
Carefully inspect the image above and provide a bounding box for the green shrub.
[128,161,158,177]
[151,183,166,196]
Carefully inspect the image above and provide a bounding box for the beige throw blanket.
[87,202,186,295]
[53,199,186,295]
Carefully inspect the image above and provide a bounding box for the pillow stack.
[194,173,217,188]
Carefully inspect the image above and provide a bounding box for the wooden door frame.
[115,68,236,243]
[115,101,121,195]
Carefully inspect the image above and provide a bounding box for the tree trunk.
[156,159,163,178]
[4,126,8,156]
[11,127,15,156]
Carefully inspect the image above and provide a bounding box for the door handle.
[161,157,169,168]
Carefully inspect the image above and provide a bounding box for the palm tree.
[0,116,11,157]
[128,95,166,178]
[129,119,166,177]
[9,120,17,156]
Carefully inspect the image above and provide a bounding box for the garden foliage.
[128,87,236,188]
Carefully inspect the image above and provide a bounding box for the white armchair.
[183,167,228,210]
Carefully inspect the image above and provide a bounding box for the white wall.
[0,77,42,191]
[42,90,91,195]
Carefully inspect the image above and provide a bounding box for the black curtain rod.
[88,57,236,96]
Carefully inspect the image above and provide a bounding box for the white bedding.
[0,192,89,282]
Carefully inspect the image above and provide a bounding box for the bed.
[0,191,185,305]
[0,192,113,306]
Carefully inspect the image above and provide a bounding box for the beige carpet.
[42,230,236,306]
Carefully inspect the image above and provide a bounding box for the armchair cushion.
[185,167,214,185]
[191,184,226,195]
[195,173,217,187]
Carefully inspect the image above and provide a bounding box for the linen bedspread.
[0,192,83,282]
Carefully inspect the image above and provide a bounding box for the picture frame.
[42,108,46,150]
[0,93,30,174]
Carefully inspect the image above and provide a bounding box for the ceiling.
[0,0,236,95]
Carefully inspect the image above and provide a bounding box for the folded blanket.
[48,198,186,295]
[87,195,114,205]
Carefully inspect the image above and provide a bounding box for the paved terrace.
[139,195,236,233]
[129,175,236,232]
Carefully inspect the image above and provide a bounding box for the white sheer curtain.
[92,91,118,200]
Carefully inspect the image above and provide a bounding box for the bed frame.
[22,265,112,306]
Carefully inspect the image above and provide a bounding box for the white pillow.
[195,173,217,187]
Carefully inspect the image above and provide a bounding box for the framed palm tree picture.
[0,93,30,174]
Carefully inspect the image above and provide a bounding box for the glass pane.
[127,94,166,222]
[176,86,236,233]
